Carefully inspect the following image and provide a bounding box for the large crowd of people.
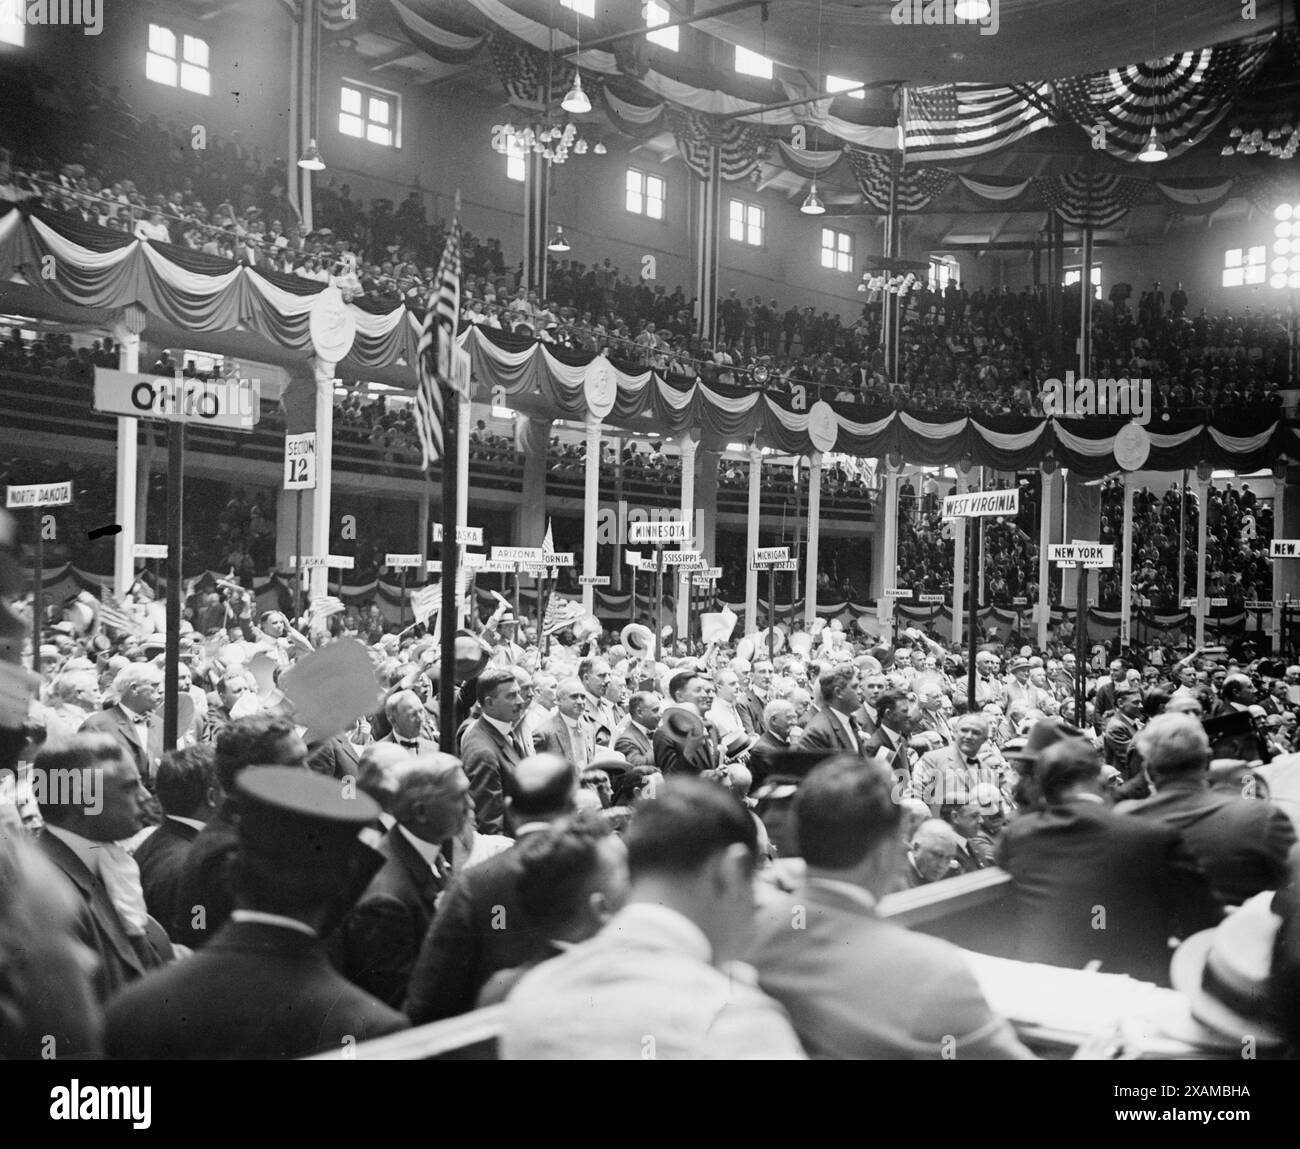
[6,496,1300,1060]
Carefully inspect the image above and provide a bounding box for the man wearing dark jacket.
[134,744,218,929]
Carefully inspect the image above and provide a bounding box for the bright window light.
[561,0,595,16]
[626,168,665,220]
[1,0,26,46]
[820,227,853,273]
[339,82,399,149]
[147,24,209,95]
[734,45,773,79]
[826,75,864,99]
[645,2,679,51]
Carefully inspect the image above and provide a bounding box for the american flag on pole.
[411,583,440,625]
[414,212,462,470]
[98,590,141,637]
[902,82,1054,163]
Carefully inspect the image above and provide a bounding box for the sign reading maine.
[1040,371,1153,425]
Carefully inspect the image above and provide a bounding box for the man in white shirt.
[537,678,591,770]
[707,670,756,761]
[502,777,806,1059]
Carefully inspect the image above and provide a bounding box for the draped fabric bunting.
[1033,173,1149,229]
[844,150,953,212]
[902,82,1055,162]
[772,141,847,180]
[665,108,767,183]
[388,0,488,65]
[2,204,1287,476]
[1057,37,1274,162]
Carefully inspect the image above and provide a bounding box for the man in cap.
[1004,657,1035,712]
[104,768,408,1058]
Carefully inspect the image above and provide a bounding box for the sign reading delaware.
[891,0,999,36]
[1041,371,1153,425]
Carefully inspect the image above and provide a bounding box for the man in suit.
[729,657,761,735]
[307,731,362,780]
[404,753,578,1022]
[996,737,1220,986]
[853,672,887,737]
[1116,713,1295,907]
[578,657,618,752]
[750,699,797,786]
[913,714,1000,813]
[332,754,472,1007]
[34,736,173,1037]
[1091,658,1129,725]
[78,662,162,784]
[897,819,962,888]
[104,768,408,1059]
[862,689,918,789]
[1103,687,1144,778]
[172,714,309,947]
[458,668,528,835]
[613,691,659,768]
[973,651,1007,710]
[653,669,719,776]
[536,678,590,769]
[379,690,438,756]
[749,755,1032,1059]
[744,658,775,736]
[794,665,866,757]
[912,675,955,749]
[133,744,218,929]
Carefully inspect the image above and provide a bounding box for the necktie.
[94,843,149,937]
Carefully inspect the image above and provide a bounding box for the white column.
[804,453,823,629]
[582,416,601,615]
[951,470,968,647]
[744,446,762,631]
[457,398,471,624]
[677,434,698,638]
[1195,474,1209,648]
[1272,475,1285,649]
[1037,469,1053,650]
[880,464,900,629]
[112,324,141,598]
[309,357,336,600]
[417,489,431,564]
[1119,473,1135,650]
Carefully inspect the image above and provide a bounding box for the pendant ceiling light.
[801,182,825,215]
[297,138,325,171]
[547,225,570,252]
[1137,125,1167,163]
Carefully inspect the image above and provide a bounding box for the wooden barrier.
[310,868,1016,1061]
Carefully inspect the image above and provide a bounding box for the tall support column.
[804,453,823,629]
[417,489,431,564]
[745,446,762,631]
[518,417,551,548]
[1195,473,1209,648]
[677,433,698,637]
[1273,465,1288,650]
[1050,214,1065,375]
[309,357,336,600]
[582,417,601,615]
[456,398,471,624]
[880,465,900,630]
[952,470,969,647]
[693,146,721,342]
[522,151,551,297]
[1037,469,1054,650]
[1119,472,1135,652]
[112,306,147,597]
[1079,224,1094,378]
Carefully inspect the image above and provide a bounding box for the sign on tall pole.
[6,482,72,670]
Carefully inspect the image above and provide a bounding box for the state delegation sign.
[943,489,1020,519]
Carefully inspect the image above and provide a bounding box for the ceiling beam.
[555,0,768,56]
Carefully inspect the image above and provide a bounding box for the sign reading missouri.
[942,489,1020,519]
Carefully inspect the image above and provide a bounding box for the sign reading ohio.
[93,369,261,431]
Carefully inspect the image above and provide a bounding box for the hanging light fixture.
[1137,124,1167,163]
[561,72,591,115]
[801,181,825,215]
[297,138,325,171]
[547,225,570,252]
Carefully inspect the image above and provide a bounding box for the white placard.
[1245,600,1274,610]
[463,551,487,570]
[385,553,423,569]
[1011,596,1028,606]
[482,560,516,574]
[885,587,913,598]
[426,560,442,574]
[699,567,723,579]
[919,593,945,603]
[326,554,356,570]
[431,523,484,546]
[1181,597,1198,609]
[5,481,72,508]
[624,550,642,567]
[132,544,168,559]
[753,546,790,564]
[770,560,799,572]
[283,432,317,490]
[1210,597,1229,607]
[1270,539,1300,558]
[93,368,260,430]
[943,488,1020,519]
[663,550,702,567]
[637,557,660,572]
[291,555,329,570]
[1047,542,1114,567]
[492,546,543,564]
[579,575,610,586]
[542,552,575,567]
[628,520,689,545]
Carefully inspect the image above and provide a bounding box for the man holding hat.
[104,768,408,1058]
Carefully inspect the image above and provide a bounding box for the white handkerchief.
[95,842,150,937]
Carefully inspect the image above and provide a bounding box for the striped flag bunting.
[305,595,345,624]
[844,150,954,213]
[902,82,1055,163]
[411,583,440,625]
[98,590,141,637]
[414,214,462,470]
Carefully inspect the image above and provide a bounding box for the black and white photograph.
[1,0,1299,1108]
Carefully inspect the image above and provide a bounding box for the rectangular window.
[626,168,665,220]
[645,1,679,51]
[826,75,864,99]
[561,0,595,16]
[929,256,959,292]
[729,199,764,246]
[820,227,853,273]
[734,45,773,79]
[340,81,399,148]
[1064,264,1102,296]
[1223,245,1265,287]
[0,0,25,46]
[146,24,209,95]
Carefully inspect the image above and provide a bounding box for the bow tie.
[130,712,150,725]
[399,739,420,749]
[965,758,979,767]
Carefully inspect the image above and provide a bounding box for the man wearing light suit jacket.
[79,663,162,785]
[536,679,591,769]
[458,669,529,836]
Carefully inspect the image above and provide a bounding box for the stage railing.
[308,867,1014,1060]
